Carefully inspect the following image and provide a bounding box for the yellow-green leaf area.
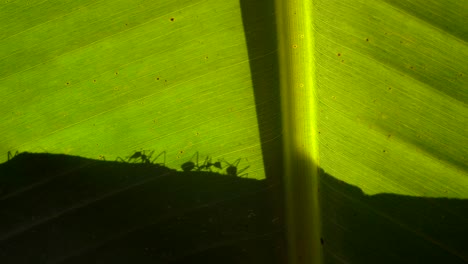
[0,0,266,179]
[314,0,467,198]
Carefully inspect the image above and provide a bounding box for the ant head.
[181,161,195,172]
[226,166,237,176]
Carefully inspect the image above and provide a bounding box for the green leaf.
[314,0,467,198]
[311,0,467,263]
[0,0,267,179]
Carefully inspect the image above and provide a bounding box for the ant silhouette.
[199,155,222,171]
[222,158,249,177]
[181,152,222,172]
[117,150,166,165]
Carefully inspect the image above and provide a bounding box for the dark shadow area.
[2,152,466,264]
[238,6,286,262]
[319,168,468,264]
[0,152,285,264]
[239,0,282,184]
[382,0,468,43]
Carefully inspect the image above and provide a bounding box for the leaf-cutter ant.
[181,152,222,172]
[116,150,165,165]
[199,155,222,171]
[222,158,249,177]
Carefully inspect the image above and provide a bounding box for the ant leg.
[115,157,127,162]
[7,151,18,161]
[237,165,250,176]
[146,150,155,160]
[199,155,210,171]
[222,158,241,168]
[232,158,241,167]
[143,150,155,164]
[151,151,166,166]
[207,156,214,171]
[221,158,230,167]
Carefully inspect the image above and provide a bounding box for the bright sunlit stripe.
[275,0,322,263]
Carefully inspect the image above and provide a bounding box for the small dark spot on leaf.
[400,41,403,44]
[170,17,175,22]
[205,56,208,59]
[385,32,387,35]
[388,87,392,90]
[66,82,70,85]
[410,66,414,69]
[383,149,387,153]
[341,60,344,63]
[292,44,298,49]
[318,131,321,134]
[93,80,96,83]
[164,80,167,82]
[320,238,324,245]
[337,53,341,56]
[179,150,184,154]
[156,77,160,81]
[388,134,392,139]
[115,72,118,75]
[366,38,369,42]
